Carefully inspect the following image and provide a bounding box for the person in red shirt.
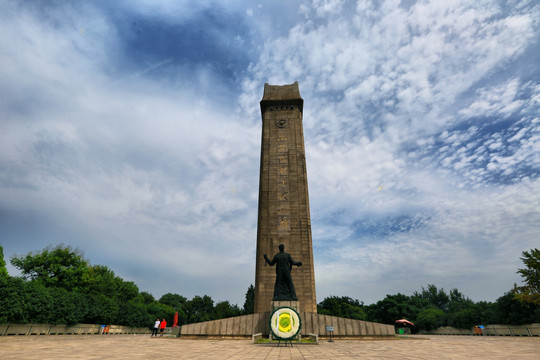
[159,318,167,337]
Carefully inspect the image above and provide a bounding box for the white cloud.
[241,0,540,303]
[1,0,539,306]
[314,0,347,17]
[459,79,525,118]
[315,175,540,302]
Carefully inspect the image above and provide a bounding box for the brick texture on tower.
[254,82,317,314]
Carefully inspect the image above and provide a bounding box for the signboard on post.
[325,325,334,342]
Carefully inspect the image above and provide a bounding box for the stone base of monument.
[271,300,300,313]
[270,300,302,341]
[179,311,395,339]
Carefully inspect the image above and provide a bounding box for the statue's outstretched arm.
[289,254,302,267]
[263,254,275,266]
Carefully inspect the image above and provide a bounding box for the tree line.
[317,248,539,332]
[317,285,539,332]
[0,245,247,327]
[1,245,538,332]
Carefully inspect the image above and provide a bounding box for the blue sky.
[1,0,539,307]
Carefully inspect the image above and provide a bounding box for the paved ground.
[0,335,539,359]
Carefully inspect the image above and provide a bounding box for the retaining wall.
[0,323,151,336]
[431,324,540,336]
[180,312,394,338]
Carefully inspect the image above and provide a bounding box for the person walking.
[159,318,167,337]
[151,318,160,337]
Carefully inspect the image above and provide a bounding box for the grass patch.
[254,338,317,344]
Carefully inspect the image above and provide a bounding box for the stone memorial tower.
[254,82,317,314]
[179,83,394,338]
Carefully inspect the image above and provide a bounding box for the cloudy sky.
[1,0,539,307]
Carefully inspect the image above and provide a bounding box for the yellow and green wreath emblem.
[270,307,301,340]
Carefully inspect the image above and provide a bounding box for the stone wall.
[0,323,151,336]
[179,313,394,338]
[302,313,394,338]
[430,324,540,336]
[180,313,268,338]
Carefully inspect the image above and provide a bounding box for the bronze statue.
[264,244,302,301]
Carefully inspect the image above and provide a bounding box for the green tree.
[23,282,55,324]
[341,302,367,320]
[474,301,497,325]
[85,265,117,295]
[448,288,473,312]
[84,264,139,304]
[158,293,187,325]
[494,290,540,325]
[49,288,89,325]
[86,293,120,324]
[184,295,215,323]
[514,248,540,305]
[448,306,482,329]
[117,299,150,327]
[114,279,139,302]
[243,284,255,314]
[146,301,176,325]
[10,245,90,291]
[159,293,187,310]
[215,301,242,319]
[414,284,450,311]
[415,308,445,331]
[318,296,366,320]
[2,244,185,327]
[366,293,422,325]
[140,291,156,304]
[0,245,9,278]
[0,277,26,323]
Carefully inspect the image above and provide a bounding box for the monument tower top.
[260,82,304,113]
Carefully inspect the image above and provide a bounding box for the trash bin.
[399,328,404,335]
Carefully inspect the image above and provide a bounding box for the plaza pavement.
[0,334,539,359]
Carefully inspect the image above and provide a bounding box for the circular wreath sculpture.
[269,307,302,340]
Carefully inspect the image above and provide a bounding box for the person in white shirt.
[151,318,160,337]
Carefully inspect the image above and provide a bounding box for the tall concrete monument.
[179,82,395,338]
[254,82,317,314]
